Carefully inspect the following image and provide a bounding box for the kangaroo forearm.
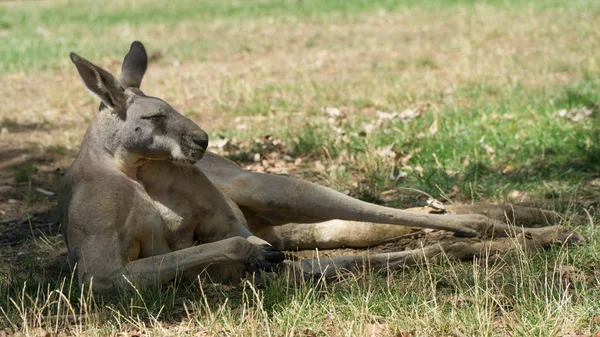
[121,239,240,286]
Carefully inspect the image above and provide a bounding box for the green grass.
[2,0,599,73]
[219,79,599,206]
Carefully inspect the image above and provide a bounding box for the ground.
[0,0,599,336]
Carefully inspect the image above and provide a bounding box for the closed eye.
[142,115,166,121]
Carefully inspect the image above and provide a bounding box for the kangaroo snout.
[191,131,209,151]
[179,128,209,164]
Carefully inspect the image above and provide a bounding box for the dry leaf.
[508,190,530,202]
[502,165,515,174]
[483,144,495,154]
[428,119,438,136]
[558,106,593,122]
[557,265,587,284]
[32,329,53,337]
[364,323,388,337]
[427,197,446,211]
[395,332,413,337]
[414,165,424,176]
[398,108,422,121]
[399,151,413,166]
[324,106,342,118]
[364,108,422,134]
[323,315,338,337]
[314,161,326,173]
[303,329,318,337]
[376,143,397,160]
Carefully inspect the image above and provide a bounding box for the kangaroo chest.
[143,189,207,250]
[134,161,249,250]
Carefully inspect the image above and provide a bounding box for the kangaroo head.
[70,41,209,165]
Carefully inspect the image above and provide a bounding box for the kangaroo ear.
[120,41,147,89]
[70,52,126,109]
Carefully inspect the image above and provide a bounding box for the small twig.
[434,184,457,205]
[393,187,436,201]
[0,216,31,225]
[584,208,595,241]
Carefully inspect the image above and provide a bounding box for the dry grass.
[1,0,599,335]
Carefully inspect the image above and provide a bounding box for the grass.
[1,230,599,336]
[1,0,599,74]
[1,0,599,335]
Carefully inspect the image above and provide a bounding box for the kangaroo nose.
[192,132,209,150]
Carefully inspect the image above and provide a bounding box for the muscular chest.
[143,190,206,248]
[127,175,204,250]
[134,161,247,247]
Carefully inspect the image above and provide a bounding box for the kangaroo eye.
[143,115,166,121]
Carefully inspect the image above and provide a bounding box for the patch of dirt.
[0,207,60,247]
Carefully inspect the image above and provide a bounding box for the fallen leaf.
[314,161,326,173]
[324,107,342,118]
[502,165,515,174]
[399,151,413,166]
[414,165,424,176]
[427,197,446,211]
[558,265,587,285]
[558,106,594,122]
[587,178,600,188]
[323,315,338,337]
[364,323,388,337]
[428,119,438,136]
[507,190,531,202]
[397,108,422,121]
[376,143,397,160]
[483,144,495,154]
[32,328,53,337]
[303,328,318,337]
[416,102,431,113]
[395,332,412,337]
[364,108,423,134]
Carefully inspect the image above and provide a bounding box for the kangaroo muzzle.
[180,129,209,164]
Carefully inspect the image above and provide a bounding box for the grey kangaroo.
[59,41,585,292]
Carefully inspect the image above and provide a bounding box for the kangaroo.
[59,41,585,292]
